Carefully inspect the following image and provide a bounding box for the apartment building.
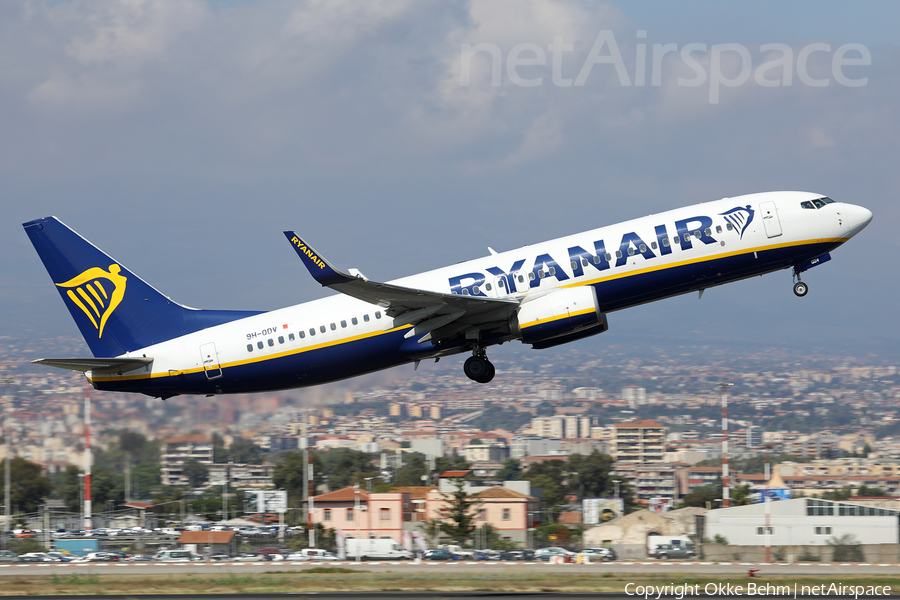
[160,434,214,486]
[612,420,665,464]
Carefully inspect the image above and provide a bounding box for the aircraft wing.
[32,357,154,373]
[284,232,518,343]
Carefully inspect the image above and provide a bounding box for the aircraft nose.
[845,204,873,237]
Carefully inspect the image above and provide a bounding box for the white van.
[347,538,413,560]
[152,549,201,562]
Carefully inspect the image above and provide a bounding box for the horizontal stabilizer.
[32,357,153,374]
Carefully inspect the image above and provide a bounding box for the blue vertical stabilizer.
[23,217,261,357]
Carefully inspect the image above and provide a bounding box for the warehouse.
[706,498,899,546]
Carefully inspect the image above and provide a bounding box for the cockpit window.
[802,197,834,210]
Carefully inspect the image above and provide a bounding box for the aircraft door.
[760,201,783,238]
[510,271,530,293]
[200,342,223,379]
[488,275,510,297]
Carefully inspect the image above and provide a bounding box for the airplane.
[23,191,871,399]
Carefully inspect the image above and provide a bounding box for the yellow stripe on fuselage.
[89,324,412,383]
[562,237,845,290]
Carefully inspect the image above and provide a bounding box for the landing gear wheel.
[464,356,495,383]
[793,281,809,297]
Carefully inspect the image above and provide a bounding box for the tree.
[319,449,380,490]
[494,458,522,482]
[730,484,753,506]
[272,451,325,511]
[182,458,209,487]
[438,479,481,544]
[229,440,263,464]
[393,453,428,487]
[53,465,82,512]
[679,485,721,508]
[567,451,615,498]
[0,457,52,513]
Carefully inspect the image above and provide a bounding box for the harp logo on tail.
[56,264,127,338]
[720,205,755,239]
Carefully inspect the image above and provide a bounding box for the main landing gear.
[464,349,495,383]
[792,265,809,297]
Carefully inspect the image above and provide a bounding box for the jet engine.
[510,286,608,347]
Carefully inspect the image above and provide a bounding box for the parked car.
[16,555,46,563]
[209,553,232,561]
[233,552,265,562]
[534,547,574,561]
[422,549,456,561]
[650,544,695,560]
[580,547,617,561]
[0,551,17,563]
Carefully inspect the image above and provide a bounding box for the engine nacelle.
[510,286,606,345]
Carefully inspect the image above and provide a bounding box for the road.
[0,560,898,576]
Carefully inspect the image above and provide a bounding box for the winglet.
[283,232,353,287]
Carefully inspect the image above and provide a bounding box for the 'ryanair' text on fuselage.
[449,214,718,296]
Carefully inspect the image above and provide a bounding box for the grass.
[0,570,896,595]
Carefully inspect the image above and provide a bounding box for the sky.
[2,0,898,364]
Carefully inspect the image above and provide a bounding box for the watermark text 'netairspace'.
[460,31,871,104]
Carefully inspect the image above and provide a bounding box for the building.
[425,484,540,546]
[615,463,677,502]
[309,488,409,544]
[612,420,665,464]
[160,434,214,486]
[705,498,900,547]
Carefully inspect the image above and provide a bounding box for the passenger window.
[716,225,722,233]
[278,336,284,344]
[498,279,505,288]
[320,325,326,333]
[593,255,601,264]
[549,267,556,275]
[683,233,690,242]
[363,314,370,322]
[651,242,657,250]
[726,223,734,230]
[289,333,295,341]
[352,317,358,325]
[473,285,481,294]
[528,272,535,281]
[257,341,264,349]
[299,331,305,339]
[538,270,545,278]
[518,274,525,283]
[330,323,336,331]
[571,261,578,269]
[268,339,274,347]
[309,328,316,336]
[375,311,382,319]
[247,344,253,352]
[462,289,469,295]
[340,320,346,328]
[615,250,622,258]
[639,244,646,253]
[605,253,612,261]
[693,231,701,238]
[662,238,669,247]
[485,283,491,291]
[582,258,589,266]
[704,228,711,236]
[627,247,635,256]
